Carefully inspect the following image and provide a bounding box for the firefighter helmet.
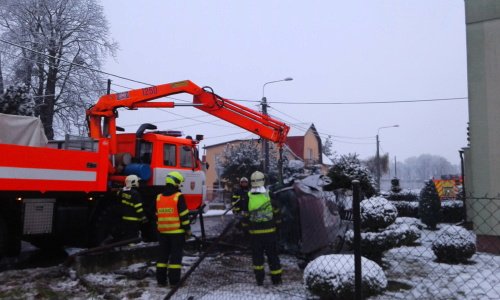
[166,171,184,186]
[240,177,249,183]
[125,175,140,188]
[250,171,265,187]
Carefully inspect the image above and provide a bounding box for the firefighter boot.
[270,268,283,285]
[156,263,167,286]
[254,269,265,286]
[271,274,282,285]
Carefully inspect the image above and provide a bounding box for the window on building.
[307,148,313,160]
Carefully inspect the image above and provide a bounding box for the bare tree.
[0,0,117,139]
[364,153,389,177]
[322,135,334,158]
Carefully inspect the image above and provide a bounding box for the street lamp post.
[376,125,399,193]
[261,77,293,178]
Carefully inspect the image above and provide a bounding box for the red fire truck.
[0,80,289,258]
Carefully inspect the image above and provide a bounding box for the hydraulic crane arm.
[87,80,290,153]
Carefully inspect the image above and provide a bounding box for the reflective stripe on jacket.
[156,192,185,234]
[246,192,276,234]
[117,189,145,222]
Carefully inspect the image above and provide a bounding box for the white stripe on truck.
[0,167,96,181]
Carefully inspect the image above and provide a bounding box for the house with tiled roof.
[203,123,331,189]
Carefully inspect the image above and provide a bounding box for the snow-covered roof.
[288,123,313,137]
[322,153,333,165]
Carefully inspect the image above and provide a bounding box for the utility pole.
[261,96,270,174]
[376,124,399,193]
[261,77,293,175]
[394,156,397,178]
[107,79,111,95]
[376,134,380,192]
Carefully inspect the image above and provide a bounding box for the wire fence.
[165,183,500,299]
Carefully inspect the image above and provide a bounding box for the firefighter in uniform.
[242,171,283,286]
[231,177,250,215]
[155,171,191,287]
[113,175,146,241]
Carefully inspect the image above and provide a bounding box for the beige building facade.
[465,0,500,253]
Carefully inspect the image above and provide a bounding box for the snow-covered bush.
[345,199,422,260]
[419,180,441,230]
[392,217,424,229]
[303,254,387,299]
[345,223,420,259]
[432,225,476,263]
[345,229,400,259]
[440,200,464,223]
[324,153,376,198]
[0,83,35,116]
[386,190,419,202]
[386,223,421,246]
[361,197,398,230]
[391,199,464,222]
[391,200,419,217]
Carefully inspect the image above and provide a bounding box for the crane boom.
[87,80,290,154]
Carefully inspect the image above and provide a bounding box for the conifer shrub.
[419,180,441,230]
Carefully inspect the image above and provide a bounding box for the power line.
[119,114,211,127]
[231,96,467,105]
[155,108,235,129]
[269,107,375,141]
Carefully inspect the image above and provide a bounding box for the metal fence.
[164,185,500,300]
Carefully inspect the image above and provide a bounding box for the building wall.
[204,140,265,191]
[303,127,321,166]
[204,143,228,190]
[465,0,500,240]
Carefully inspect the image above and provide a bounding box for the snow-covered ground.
[373,227,500,300]
[0,218,499,299]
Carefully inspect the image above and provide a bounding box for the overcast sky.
[101,0,467,165]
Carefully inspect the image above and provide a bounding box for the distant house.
[203,123,331,190]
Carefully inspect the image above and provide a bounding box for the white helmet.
[125,175,140,188]
[250,171,265,187]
